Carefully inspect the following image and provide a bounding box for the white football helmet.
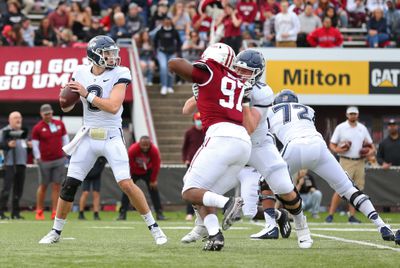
[200,43,236,69]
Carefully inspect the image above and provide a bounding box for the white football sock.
[53,217,66,232]
[204,214,220,236]
[141,211,156,227]
[202,191,229,208]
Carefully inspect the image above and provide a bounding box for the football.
[359,142,373,157]
[59,85,80,109]
[338,141,352,151]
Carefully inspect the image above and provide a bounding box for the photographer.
[0,111,31,219]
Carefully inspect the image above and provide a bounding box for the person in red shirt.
[215,4,243,54]
[48,1,70,37]
[182,112,205,221]
[32,104,69,220]
[237,0,258,38]
[307,17,343,47]
[117,136,165,221]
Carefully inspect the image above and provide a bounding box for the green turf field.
[1,211,399,268]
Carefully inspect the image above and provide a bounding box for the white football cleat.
[294,216,313,249]
[39,230,60,244]
[150,226,168,245]
[181,225,208,243]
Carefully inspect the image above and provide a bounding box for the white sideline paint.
[87,226,249,230]
[312,233,400,252]
[62,238,76,240]
[311,228,378,232]
[89,226,135,229]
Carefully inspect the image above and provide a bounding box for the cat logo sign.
[369,62,400,94]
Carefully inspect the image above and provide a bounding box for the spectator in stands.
[48,1,70,36]
[1,24,27,46]
[21,17,34,47]
[137,30,156,86]
[366,0,387,13]
[44,0,62,13]
[154,16,181,95]
[190,3,212,43]
[289,0,305,15]
[182,30,206,63]
[347,0,367,27]
[216,3,243,54]
[0,111,31,220]
[367,8,390,47]
[262,10,276,47]
[21,0,35,16]
[69,1,91,41]
[32,104,69,221]
[297,2,322,47]
[100,4,121,31]
[385,0,400,46]
[34,17,58,47]
[3,0,25,26]
[84,17,106,42]
[323,6,339,28]
[58,28,77,47]
[126,2,145,38]
[237,0,258,39]
[261,0,281,15]
[122,0,148,27]
[182,112,205,221]
[377,118,400,168]
[295,169,322,219]
[108,12,131,41]
[117,136,165,221]
[149,0,169,37]
[307,17,343,47]
[170,1,191,43]
[274,0,300,47]
[78,157,107,221]
[88,0,102,17]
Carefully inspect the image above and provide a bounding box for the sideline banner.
[257,48,400,105]
[0,47,133,102]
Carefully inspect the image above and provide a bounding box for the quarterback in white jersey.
[268,89,395,242]
[39,35,167,246]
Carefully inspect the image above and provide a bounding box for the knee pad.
[276,187,303,215]
[348,190,370,211]
[60,177,82,202]
[259,178,276,202]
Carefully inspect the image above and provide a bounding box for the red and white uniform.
[182,59,251,194]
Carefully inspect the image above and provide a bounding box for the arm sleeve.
[364,126,373,143]
[288,14,300,36]
[335,30,344,46]
[192,63,212,84]
[376,142,385,165]
[307,31,318,47]
[62,134,70,147]
[150,146,161,182]
[32,140,41,159]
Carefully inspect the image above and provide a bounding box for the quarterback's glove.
[242,81,252,106]
[192,83,199,100]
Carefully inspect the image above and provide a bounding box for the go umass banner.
[0,47,132,102]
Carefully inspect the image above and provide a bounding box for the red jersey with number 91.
[192,59,245,131]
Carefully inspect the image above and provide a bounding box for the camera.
[3,128,28,140]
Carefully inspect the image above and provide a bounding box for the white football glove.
[192,83,199,100]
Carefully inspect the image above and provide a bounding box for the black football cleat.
[203,231,225,251]
[276,208,291,238]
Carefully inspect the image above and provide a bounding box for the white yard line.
[312,233,400,252]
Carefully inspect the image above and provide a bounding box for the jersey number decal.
[272,103,313,124]
[219,74,245,112]
[86,85,103,112]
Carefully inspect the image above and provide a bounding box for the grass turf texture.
[1,211,399,268]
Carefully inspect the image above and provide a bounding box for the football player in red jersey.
[169,43,252,251]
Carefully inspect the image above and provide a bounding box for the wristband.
[86,92,96,103]
[242,102,250,107]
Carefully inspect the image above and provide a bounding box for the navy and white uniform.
[267,102,353,196]
[66,64,132,182]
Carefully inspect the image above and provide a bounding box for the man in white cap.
[326,106,375,223]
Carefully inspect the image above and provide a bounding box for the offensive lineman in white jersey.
[181,50,312,249]
[39,35,167,245]
[266,89,395,242]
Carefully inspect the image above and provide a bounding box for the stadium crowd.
[1,0,400,58]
